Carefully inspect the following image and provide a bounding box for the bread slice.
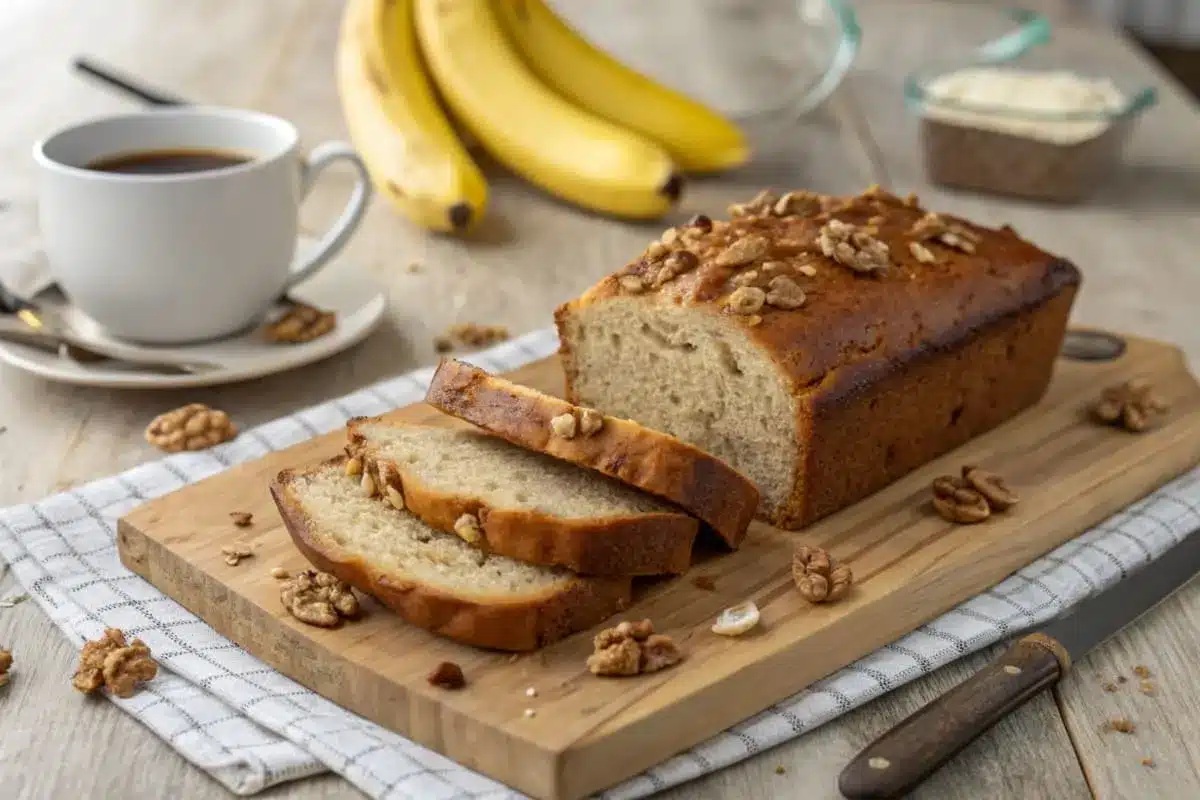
[270,458,631,651]
[346,419,698,575]
[424,358,760,548]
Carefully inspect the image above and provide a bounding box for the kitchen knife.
[839,527,1200,799]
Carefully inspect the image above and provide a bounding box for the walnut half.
[0,647,12,688]
[145,404,237,453]
[265,303,337,344]
[72,628,157,698]
[792,545,853,604]
[280,570,360,628]
[1091,379,1168,433]
[587,619,682,677]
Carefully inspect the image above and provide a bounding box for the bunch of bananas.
[337,0,749,233]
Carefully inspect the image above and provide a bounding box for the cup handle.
[285,141,372,289]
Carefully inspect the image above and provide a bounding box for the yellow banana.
[413,0,682,220]
[494,0,749,174]
[336,0,487,233]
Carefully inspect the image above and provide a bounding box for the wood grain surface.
[117,336,1200,800]
[3,0,1200,797]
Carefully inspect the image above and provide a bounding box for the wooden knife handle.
[838,634,1068,799]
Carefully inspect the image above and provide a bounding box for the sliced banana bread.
[270,458,631,651]
[346,419,698,575]
[424,358,759,548]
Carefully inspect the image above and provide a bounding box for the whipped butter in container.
[914,66,1140,203]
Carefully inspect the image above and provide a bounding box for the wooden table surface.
[2,1,1198,798]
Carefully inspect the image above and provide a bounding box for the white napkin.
[1,328,1197,799]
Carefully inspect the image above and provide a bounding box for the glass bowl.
[903,8,1157,203]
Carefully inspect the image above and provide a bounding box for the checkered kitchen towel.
[1,328,1198,799]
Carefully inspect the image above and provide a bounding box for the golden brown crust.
[424,360,760,548]
[556,186,1082,530]
[345,419,698,575]
[271,459,632,651]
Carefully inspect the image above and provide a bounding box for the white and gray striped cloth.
[2,327,1198,799]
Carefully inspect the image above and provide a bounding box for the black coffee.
[86,148,252,175]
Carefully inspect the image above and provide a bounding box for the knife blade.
[839,528,1200,800]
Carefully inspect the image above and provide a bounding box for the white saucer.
[0,243,387,389]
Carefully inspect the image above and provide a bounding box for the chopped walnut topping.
[454,513,484,546]
[660,228,680,246]
[145,404,238,453]
[280,570,359,627]
[746,314,763,327]
[427,661,466,690]
[904,192,919,207]
[0,647,11,688]
[646,241,670,261]
[930,475,991,524]
[578,408,604,437]
[550,412,578,439]
[686,213,713,233]
[653,250,700,287]
[1092,380,1168,433]
[221,544,253,567]
[265,303,337,344]
[728,189,777,218]
[765,276,806,309]
[229,511,253,528]
[72,628,157,698]
[1104,718,1136,734]
[715,234,770,268]
[731,269,760,287]
[773,190,823,217]
[727,286,766,315]
[909,212,982,254]
[909,241,937,264]
[961,466,1019,511]
[817,219,890,274]
[792,545,853,603]
[434,322,510,353]
[760,261,786,274]
[618,274,647,294]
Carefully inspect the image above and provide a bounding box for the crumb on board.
[691,575,717,592]
[1103,718,1136,734]
[406,262,422,274]
[774,765,786,775]
[270,567,290,580]
[1134,665,1152,679]
[1142,757,1156,768]
[1140,680,1157,696]
[230,511,253,527]
[1102,682,1118,692]
[1117,675,1128,684]
[524,708,536,718]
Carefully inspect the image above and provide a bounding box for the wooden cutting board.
[117,333,1200,800]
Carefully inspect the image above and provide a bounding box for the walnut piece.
[427,661,466,689]
[715,235,770,268]
[908,212,982,254]
[588,619,681,677]
[727,286,766,315]
[72,628,157,698]
[817,219,890,274]
[221,543,253,567]
[265,303,336,344]
[618,274,646,294]
[765,276,806,309]
[773,190,823,217]
[1104,717,1136,734]
[908,241,937,264]
[145,403,238,453]
[728,189,777,219]
[578,408,604,437]
[550,412,578,439]
[434,322,510,353]
[930,476,991,524]
[280,570,359,628]
[0,647,11,688]
[1092,379,1168,432]
[792,545,853,604]
[962,466,1019,511]
[229,511,253,527]
[797,263,818,277]
[652,250,700,287]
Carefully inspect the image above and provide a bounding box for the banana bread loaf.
[555,186,1081,529]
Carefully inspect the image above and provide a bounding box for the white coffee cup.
[34,107,372,344]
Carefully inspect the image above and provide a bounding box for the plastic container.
[904,9,1157,204]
